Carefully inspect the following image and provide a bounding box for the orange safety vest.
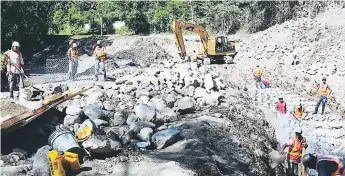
[70,48,78,59]
[288,136,302,162]
[95,47,106,62]
[318,83,328,97]
[294,106,304,119]
[254,68,261,77]
[317,156,345,176]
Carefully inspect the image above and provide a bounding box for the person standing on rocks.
[67,42,79,81]
[2,41,25,99]
[276,98,287,114]
[93,40,107,81]
[302,153,345,176]
[313,77,332,115]
[253,65,262,88]
[280,127,308,176]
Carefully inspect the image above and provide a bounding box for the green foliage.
[2,0,337,49]
[115,25,133,36]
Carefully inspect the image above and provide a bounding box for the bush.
[115,25,133,36]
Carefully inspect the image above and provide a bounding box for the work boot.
[312,105,319,115]
[321,104,326,115]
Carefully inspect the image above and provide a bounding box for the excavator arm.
[172,20,209,59]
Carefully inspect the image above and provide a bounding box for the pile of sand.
[0,100,29,120]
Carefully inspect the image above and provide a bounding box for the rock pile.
[110,38,174,68]
[0,60,283,175]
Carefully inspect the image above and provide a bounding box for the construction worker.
[292,103,308,120]
[302,153,345,176]
[191,50,197,62]
[67,43,78,81]
[93,40,107,81]
[253,65,262,88]
[2,41,25,99]
[313,77,332,115]
[276,98,287,114]
[280,127,308,176]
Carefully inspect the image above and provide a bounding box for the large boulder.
[130,121,156,133]
[194,87,208,98]
[112,111,127,126]
[204,74,214,90]
[138,127,153,141]
[66,105,82,116]
[64,115,81,127]
[103,100,119,111]
[82,135,122,157]
[134,104,156,122]
[164,94,177,108]
[152,128,182,149]
[156,107,178,123]
[174,97,195,114]
[135,89,150,98]
[149,96,167,111]
[126,114,139,125]
[83,104,104,120]
[32,145,50,176]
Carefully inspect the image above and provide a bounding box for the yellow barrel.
[48,150,66,176]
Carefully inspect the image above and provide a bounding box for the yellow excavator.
[172,20,237,64]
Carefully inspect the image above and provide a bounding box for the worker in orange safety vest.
[253,65,262,88]
[93,40,107,81]
[280,127,308,176]
[313,77,332,115]
[67,43,78,81]
[1,41,25,99]
[292,103,308,120]
[302,153,345,176]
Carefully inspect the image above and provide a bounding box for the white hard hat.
[12,41,20,47]
[294,127,302,134]
[97,40,101,45]
[72,43,77,48]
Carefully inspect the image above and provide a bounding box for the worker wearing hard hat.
[313,77,332,115]
[67,43,79,81]
[302,153,345,176]
[253,65,262,88]
[292,103,308,120]
[1,41,25,98]
[93,40,107,81]
[280,127,308,176]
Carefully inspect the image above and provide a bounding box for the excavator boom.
[172,20,209,58]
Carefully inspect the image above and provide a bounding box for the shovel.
[22,74,33,88]
[268,149,286,168]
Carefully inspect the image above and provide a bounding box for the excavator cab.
[215,36,236,53]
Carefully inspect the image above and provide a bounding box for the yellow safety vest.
[294,106,304,119]
[95,47,106,62]
[254,68,261,77]
[70,49,78,59]
[318,84,328,97]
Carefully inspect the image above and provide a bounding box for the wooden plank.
[301,148,307,176]
[1,86,93,131]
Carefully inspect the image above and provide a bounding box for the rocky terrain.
[1,6,345,176]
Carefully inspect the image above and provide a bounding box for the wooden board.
[1,86,93,133]
[301,148,307,176]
